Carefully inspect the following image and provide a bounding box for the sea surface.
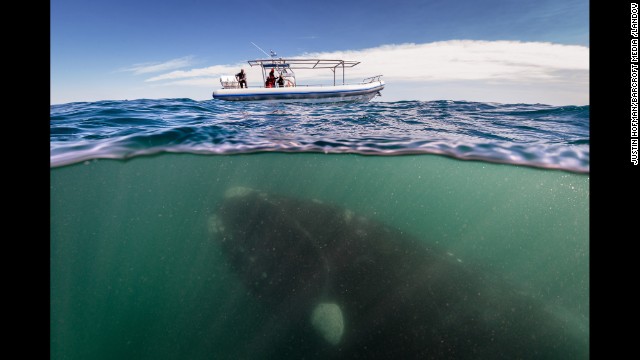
[50,99,589,359]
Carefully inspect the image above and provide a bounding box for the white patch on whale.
[224,186,256,198]
[207,214,224,233]
[344,209,354,222]
[311,302,344,346]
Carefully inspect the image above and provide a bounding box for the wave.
[50,99,589,173]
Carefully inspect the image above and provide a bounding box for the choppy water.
[50,99,589,359]
[50,99,589,173]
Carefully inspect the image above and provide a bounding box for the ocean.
[50,99,589,359]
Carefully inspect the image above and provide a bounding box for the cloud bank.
[125,40,589,105]
[298,40,588,83]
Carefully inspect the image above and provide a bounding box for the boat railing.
[362,75,383,83]
[256,80,384,88]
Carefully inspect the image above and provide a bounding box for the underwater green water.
[50,153,589,359]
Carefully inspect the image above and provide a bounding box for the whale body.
[210,187,587,359]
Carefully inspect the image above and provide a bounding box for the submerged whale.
[210,187,587,359]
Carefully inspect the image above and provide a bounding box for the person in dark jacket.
[235,69,247,88]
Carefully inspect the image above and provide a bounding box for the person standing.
[266,68,276,88]
[235,69,247,88]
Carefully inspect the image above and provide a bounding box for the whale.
[210,187,588,359]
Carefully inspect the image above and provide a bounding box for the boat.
[212,57,384,103]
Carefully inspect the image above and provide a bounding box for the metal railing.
[362,75,383,83]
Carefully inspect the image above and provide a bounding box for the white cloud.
[295,40,588,83]
[114,40,589,105]
[145,64,244,82]
[147,41,587,82]
[122,56,195,74]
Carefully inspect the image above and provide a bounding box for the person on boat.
[235,69,247,88]
[266,68,276,88]
[277,74,285,87]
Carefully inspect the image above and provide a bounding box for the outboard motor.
[220,76,239,89]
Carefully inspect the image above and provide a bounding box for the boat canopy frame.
[247,58,361,86]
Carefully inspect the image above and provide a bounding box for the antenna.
[250,42,270,58]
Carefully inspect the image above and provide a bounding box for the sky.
[51,0,589,105]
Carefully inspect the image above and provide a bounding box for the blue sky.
[51,0,588,105]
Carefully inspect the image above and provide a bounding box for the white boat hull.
[212,81,385,103]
